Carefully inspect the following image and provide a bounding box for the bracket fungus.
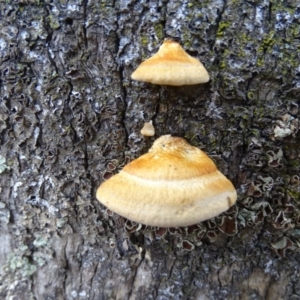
[131,39,210,86]
[96,135,237,227]
[140,120,155,137]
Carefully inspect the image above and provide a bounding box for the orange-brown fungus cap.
[96,135,236,227]
[131,39,210,86]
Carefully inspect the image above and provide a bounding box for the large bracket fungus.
[96,135,236,227]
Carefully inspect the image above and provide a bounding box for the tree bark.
[0,0,300,299]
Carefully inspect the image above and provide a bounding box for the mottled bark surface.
[0,0,300,299]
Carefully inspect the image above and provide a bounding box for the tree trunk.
[1,0,300,299]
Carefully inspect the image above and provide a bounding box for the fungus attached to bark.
[131,39,209,86]
[96,135,236,227]
[140,120,155,137]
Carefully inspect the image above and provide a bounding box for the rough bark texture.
[0,0,300,299]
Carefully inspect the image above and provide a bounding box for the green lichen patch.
[0,155,9,174]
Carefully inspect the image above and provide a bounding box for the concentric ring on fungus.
[96,135,237,227]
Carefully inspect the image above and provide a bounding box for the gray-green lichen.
[0,156,9,174]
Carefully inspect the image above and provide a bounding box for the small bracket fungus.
[131,39,210,86]
[96,135,237,227]
[140,120,155,137]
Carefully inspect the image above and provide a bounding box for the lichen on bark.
[0,0,300,299]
